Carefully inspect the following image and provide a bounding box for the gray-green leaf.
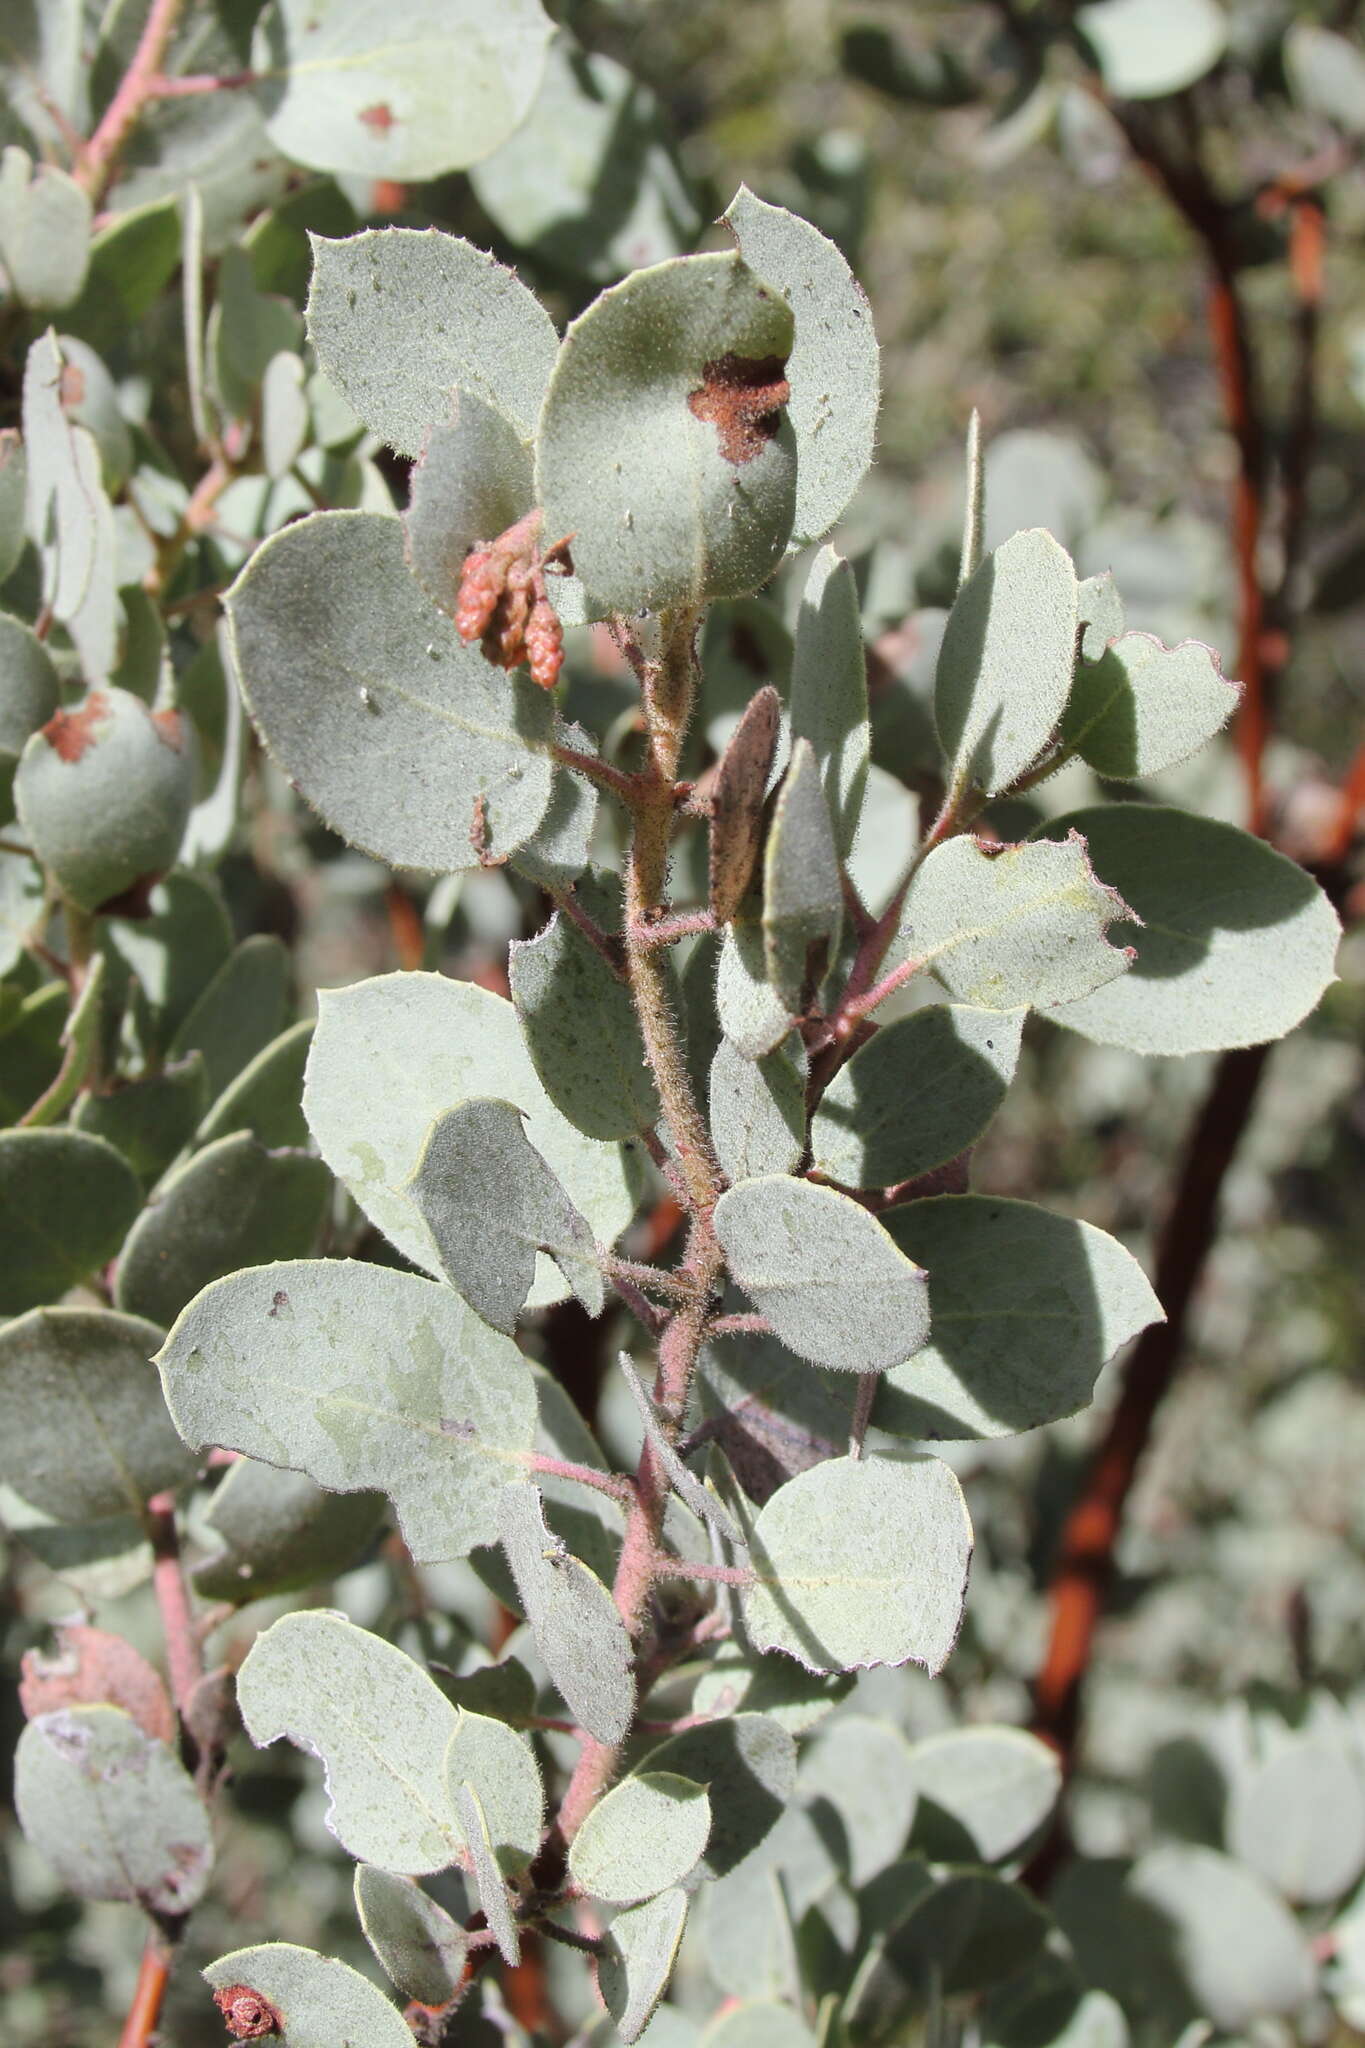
[307,226,558,455]
[905,1726,1062,1864]
[876,1196,1163,1439]
[354,1865,469,2004]
[0,146,91,310]
[723,185,879,548]
[496,1482,634,1743]
[763,738,842,1010]
[714,1175,930,1374]
[897,832,1133,1011]
[1076,0,1228,100]
[935,528,1078,796]
[225,510,555,870]
[443,1704,544,1875]
[452,1779,520,1964]
[409,1098,603,1332]
[569,1771,712,1905]
[193,1460,385,1605]
[236,1609,461,1872]
[536,252,796,612]
[204,1944,414,2048]
[709,1032,807,1184]
[638,1714,796,1881]
[1041,805,1340,1053]
[16,1705,211,1914]
[156,1260,537,1563]
[740,1451,972,1674]
[598,1887,690,2043]
[790,546,869,858]
[1059,632,1239,781]
[510,902,659,1141]
[404,391,533,616]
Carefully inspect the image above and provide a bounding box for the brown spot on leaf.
[359,100,395,133]
[20,1625,176,1745]
[268,1290,289,1318]
[213,1985,282,2039]
[152,707,187,752]
[688,352,791,464]
[58,363,85,409]
[43,690,110,763]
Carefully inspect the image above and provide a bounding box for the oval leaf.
[354,1865,469,2004]
[496,1483,634,1744]
[204,1943,415,2048]
[569,1771,712,1905]
[1060,632,1239,781]
[598,1887,690,2043]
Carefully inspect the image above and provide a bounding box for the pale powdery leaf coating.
[904,1726,1062,1863]
[598,1887,690,2043]
[237,1611,462,1872]
[252,1,554,183]
[1125,1846,1314,2030]
[0,1306,191,1520]
[740,1452,973,1675]
[155,1260,537,1564]
[714,1175,930,1374]
[1077,568,1126,661]
[496,1483,634,1744]
[307,227,557,456]
[16,1705,212,1915]
[452,1780,520,1963]
[709,1032,807,1185]
[935,528,1079,796]
[790,547,869,857]
[409,1099,602,1333]
[638,1713,797,1882]
[1227,1739,1365,1906]
[536,251,797,612]
[510,906,660,1141]
[354,1866,468,2004]
[1060,631,1240,781]
[1042,806,1341,1054]
[404,392,534,619]
[724,186,879,549]
[876,1196,1162,1440]
[303,971,639,1301]
[204,1943,415,2048]
[1076,0,1228,100]
[510,718,598,888]
[810,1005,1023,1190]
[897,832,1134,1012]
[443,1705,544,1873]
[193,1460,384,1605]
[569,1771,713,1905]
[763,739,843,1009]
[225,511,555,872]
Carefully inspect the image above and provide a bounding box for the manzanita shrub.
[0,4,1357,2046]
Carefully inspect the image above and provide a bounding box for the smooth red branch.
[118,1938,173,2048]
[146,1490,203,1725]
[75,0,189,205]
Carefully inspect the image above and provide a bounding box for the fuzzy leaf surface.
[740,1451,972,1674]
[1060,632,1239,780]
[935,528,1078,796]
[717,919,795,1060]
[640,1714,796,1881]
[354,1866,468,2003]
[452,1779,519,1962]
[404,391,533,617]
[442,1705,544,1874]
[156,1260,537,1563]
[714,1175,930,1373]
[897,833,1133,1011]
[236,1609,462,1872]
[304,971,638,1294]
[569,1771,712,1905]
[536,251,796,611]
[1041,806,1340,1052]
[876,1195,1161,1438]
[251,0,554,181]
[0,1307,189,1520]
[598,1887,690,2043]
[496,1482,634,1743]
[16,1705,211,1915]
[763,738,842,1008]
[710,1032,807,1184]
[203,1944,414,2048]
[409,1098,602,1332]
[723,185,879,546]
[226,510,555,870]
[307,226,558,453]
[790,546,869,856]
[510,902,659,1140]
[811,1005,1023,1189]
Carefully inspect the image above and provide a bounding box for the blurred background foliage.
[3,1,1365,2043]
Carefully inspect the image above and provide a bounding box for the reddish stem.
[146,1491,202,1722]
[117,1938,172,2048]
[75,0,188,205]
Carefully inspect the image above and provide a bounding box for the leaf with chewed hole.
[740,1452,972,1674]
[536,251,796,612]
[236,1609,462,1872]
[714,1175,930,1374]
[723,185,879,547]
[156,1260,537,1564]
[225,511,555,871]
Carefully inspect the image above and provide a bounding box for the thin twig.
[75,0,189,206]
[524,1453,633,1504]
[145,1490,203,1724]
[117,1937,173,2048]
